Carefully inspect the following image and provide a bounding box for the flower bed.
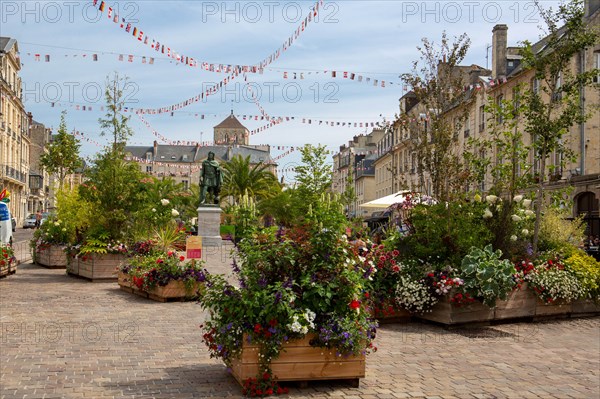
[0,245,17,278]
[118,250,207,302]
[230,334,365,387]
[35,244,68,269]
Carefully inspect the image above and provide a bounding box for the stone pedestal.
[197,206,223,248]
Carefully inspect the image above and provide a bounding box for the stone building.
[125,113,275,194]
[28,120,52,214]
[0,37,30,225]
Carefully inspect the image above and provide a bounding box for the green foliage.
[222,155,281,204]
[55,186,92,243]
[459,244,517,307]
[31,215,70,246]
[153,221,187,253]
[401,200,493,266]
[400,31,472,201]
[294,144,332,206]
[39,111,83,185]
[538,206,585,254]
[230,191,261,242]
[564,251,600,300]
[257,188,302,227]
[526,258,583,303]
[98,72,134,150]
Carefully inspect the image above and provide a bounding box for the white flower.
[511,215,522,222]
[523,199,532,207]
[522,229,529,236]
[483,209,493,219]
[171,209,179,217]
[62,228,66,232]
[160,198,170,206]
[485,195,498,204]
[54,221,60,226]
[510,235,518,241]
[513,195,523,203]
[474,194,482,202]
[524,210,535,217]
[152,208,156,212]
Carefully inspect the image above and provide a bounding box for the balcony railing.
[2,165,27,184]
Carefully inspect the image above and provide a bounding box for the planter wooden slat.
[417,299,494,325]
[36,245,68,269]
[230,334,365,385]
[535,299,572,317]
[571,298,600,315]
[0,260,17,278]
[68,254,124,281]
[117,272,201,302]
[494,283,536,320]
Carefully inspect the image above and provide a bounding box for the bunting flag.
[271,147,295,162]
[276,69,397,88]
[92,0,322,72]
[249,117,285,136]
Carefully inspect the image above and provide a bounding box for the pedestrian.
[35,210,42,229]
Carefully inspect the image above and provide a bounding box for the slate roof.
[214,114,247,130]
[0,37,16,53]
[125,144,273,164]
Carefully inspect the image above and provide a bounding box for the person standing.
[35,210,42,229]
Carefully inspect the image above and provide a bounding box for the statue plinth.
[197,206,223,248]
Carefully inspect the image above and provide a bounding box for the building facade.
[28,120,52,215]
[0,37,31,225]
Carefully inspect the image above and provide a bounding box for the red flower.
[350,300,360,309]
[268,318,278,327]
[265,388,273,395]
[392,249,400,257]
[167,251,174,256]
[364,292,370,299]
[392,265,400,272]
[179,255,185,262]
[427,273,434,278]
[156,259,164,264]
[262,372,270,380]
[254,324,262,334]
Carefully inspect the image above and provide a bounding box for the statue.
[199,152,223,205]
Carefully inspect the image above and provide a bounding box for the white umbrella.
[359,191,412,209]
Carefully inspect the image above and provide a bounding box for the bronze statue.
[199,151,223,205]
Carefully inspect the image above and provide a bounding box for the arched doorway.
[576,191,599,245]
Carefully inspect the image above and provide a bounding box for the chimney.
[492,24,508,80]
[153,140,158,156]
[585,0,600,17]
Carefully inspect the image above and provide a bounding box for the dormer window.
[145,152,152,161]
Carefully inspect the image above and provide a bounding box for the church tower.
[213,111,249,145]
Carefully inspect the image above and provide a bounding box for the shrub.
[538,207,585,255]
[564,251,600,300]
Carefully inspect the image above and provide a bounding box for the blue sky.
[3,0,560,181]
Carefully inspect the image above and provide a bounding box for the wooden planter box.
[494,283,536,320]
[0,259,17,278]
[117,272,201,302]
[535,298,572,317]
[230,334,365,387]
[571,298,600,316]
[374,307,412,324]
[36,245,68,269]
[417,298,494,325]
[67,253,125,282]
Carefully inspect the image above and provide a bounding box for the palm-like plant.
[221,155,281,204]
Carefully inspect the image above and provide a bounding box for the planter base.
[35,245,68,269]
[0,262,17,278]
[67,254,125,282]
[117,272,201,302]
[230,334,365,387]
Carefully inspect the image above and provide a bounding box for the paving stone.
[1,250,599,399]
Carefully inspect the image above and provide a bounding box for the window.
[146,166,152,173]
[182,180,189,190]
[594,52,600,83]
[512,87,521,117]
[478,105,485,132]
[464,114,471,138]
[531,77,540,94]
[496,95,504,124]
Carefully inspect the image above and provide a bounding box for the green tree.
[401,31,472,201]
[294,144,332,206]
[99,72,134,152]
[221,155,280,204]
[39,111,82,188]
[518,0,599,254]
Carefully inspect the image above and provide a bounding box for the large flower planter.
[230,334,366,387]
[67,253,125,282]
[36,245,68,269]
[571,298,600,316]
[416,298,494,325]
[494,283,536,320]
[374,307,412,324]
[534,298,573,317]
[0,258,17,278]
[117,272,202,302]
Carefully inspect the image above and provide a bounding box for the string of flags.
[249,118,285,136]
[93,0,323,73]
[271,148,295,162]
[23,51,156,65]
[280,69,401,88]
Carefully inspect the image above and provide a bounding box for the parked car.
[23,214,37,229]
[39,212,51,226]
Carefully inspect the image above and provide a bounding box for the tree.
[39,111,82,188]
[221,155,281,204]
[98,72,134,153]
[519,0,599,253]
[401,32,472,201]
[294,144,332,206]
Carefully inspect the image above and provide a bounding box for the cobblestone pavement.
[1,245,599,399]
